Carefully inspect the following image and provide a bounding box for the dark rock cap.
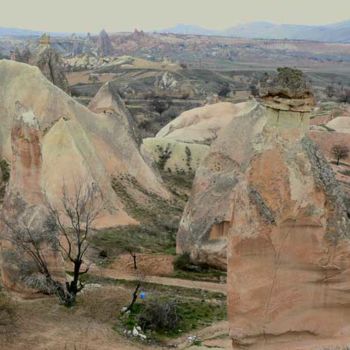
[259,67,316,112]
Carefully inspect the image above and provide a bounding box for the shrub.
[173,252,192,271]
[138,299,181,332]
[151,98,171,114]
[155,144,172,170]
[218,83,231,97]
[332,144,350,165]
[0,159,10,182]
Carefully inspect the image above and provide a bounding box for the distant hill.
[0,27,42,37]
[159,20,350,43]
[159,24,219,36]
[0,27,75,37]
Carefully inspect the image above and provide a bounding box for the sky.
[0,0,349,33]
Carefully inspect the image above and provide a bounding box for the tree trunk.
[124,282,141,313]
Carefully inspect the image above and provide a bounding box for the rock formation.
[89,81,141,145]
[142,102,255,175]
[225,68,350,349]
[325,116,350,133]
[175,100,260,269]
[0,60,169,292]
[30,37,70,93]
[97,29,113,56]
[176,75,350,274]
[0,108,65,293]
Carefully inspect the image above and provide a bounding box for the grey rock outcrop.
[97,29,113,56]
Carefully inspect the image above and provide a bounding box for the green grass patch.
[90,174,185,261]
[172,269,226,283]
[0,159,10,203]
[0,160,10,182]
[80,274,226,301]
[91,225,176,260]
[120,298,226,341]
[339,169,350,176]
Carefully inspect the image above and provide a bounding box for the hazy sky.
[0,0,349,33]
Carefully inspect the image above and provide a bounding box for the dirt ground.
[1,286,147,350]
[1,252,229,350]
[66,71,117,85]
[108,253,175,277]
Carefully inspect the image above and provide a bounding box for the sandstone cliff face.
[0,60,169,224]
[176,100,262,269]
[30,45,70,94]
[0,110,64,294]
[0,60,169,243]
[226,69,350,349]
[0,60,169,293]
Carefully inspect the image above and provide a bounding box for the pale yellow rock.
[142,101,258,173]
[0,60,169,227]
[326,116,350,133]
[0,59,170,295]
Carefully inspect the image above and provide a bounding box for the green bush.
[138,299,181,332]
[173,252,192,271]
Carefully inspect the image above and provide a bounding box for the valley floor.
[1,254,229,350]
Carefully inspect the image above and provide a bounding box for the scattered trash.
[132,327,139,336]
[121,306,128,313]
[124,325,147,341]
[187,335,199,344]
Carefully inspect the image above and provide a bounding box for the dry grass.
[0,291,18,342]
[0,285,151,350]
[77,285,130,324]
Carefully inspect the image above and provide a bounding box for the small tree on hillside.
[331,144,350,165]
[3,181,104,306]
[48,181,104,302]
[3,211,71,304]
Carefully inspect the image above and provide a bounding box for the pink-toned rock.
[176,101,262,270]
[309,114,333,126]
[0,60,168,229]
[0,60,169,294]
[227,69,350,349]
[0,110,64,294]
[309,130,350,159]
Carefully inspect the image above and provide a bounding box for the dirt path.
[171,320,230,349]
[89,265,227,294]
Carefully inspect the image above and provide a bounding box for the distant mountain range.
[159,20,350,43]
[0,27,74,37]
[1,20,350,43]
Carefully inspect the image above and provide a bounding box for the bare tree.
[122,247,144,314]
[2,207,71,304]
[2,181,104,306]
[331,144,350,165]
[48,181,104,303]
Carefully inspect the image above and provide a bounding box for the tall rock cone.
[225,68,350,349]
[97,29,113,56]
[89,81,141,145]
[0,60,170,293]
[30,34,70,94]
